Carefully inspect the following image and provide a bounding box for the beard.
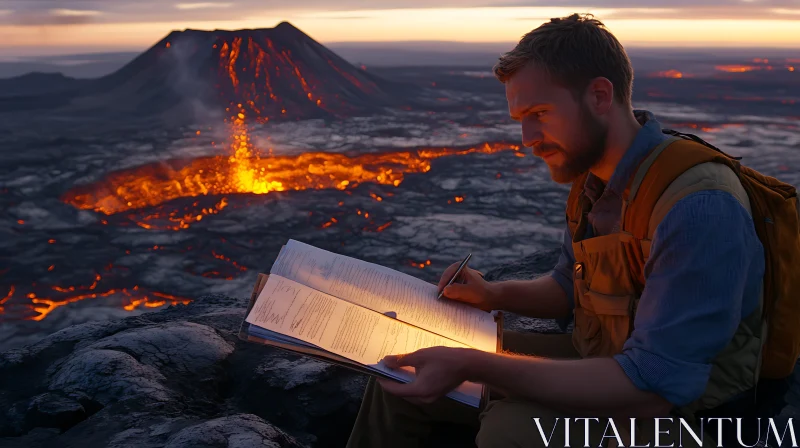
[545,104,609,184]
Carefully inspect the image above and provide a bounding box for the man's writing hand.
[437,263,497,311]
[378,347,474,404]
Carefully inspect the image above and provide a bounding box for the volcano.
[19,22,419,124]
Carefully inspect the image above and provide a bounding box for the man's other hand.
[378,347,474,404]
[437,263,497,311]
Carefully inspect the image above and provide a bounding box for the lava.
[653,70,684,78]
[214,32,348,120]
[212,250,248,272]
[0,286,14,313]
[62,109,521,217]
[109,197,229,231]
[326,57,377,94]
[715,65,758,73]
[410,260,432,269]
[1,279,192,322]
[26,287,191,321]
[447,196,465,204]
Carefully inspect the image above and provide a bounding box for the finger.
[456,269,478,285]
[436,262,461,291]
[442,283,479,303]
[383,351,422,369]
[452,267,481,286]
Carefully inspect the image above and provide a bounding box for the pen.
[437,253,472,300]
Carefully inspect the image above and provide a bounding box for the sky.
[0,0,798,58]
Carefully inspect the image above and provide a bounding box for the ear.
[584,77,614,115]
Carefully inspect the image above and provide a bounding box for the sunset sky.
[0,0,798,58]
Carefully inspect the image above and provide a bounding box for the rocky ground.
[3,247,800,448]
[0,249,568,448]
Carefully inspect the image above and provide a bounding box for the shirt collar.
[584,109,669,200]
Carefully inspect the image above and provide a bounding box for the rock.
[49,348,173,405]
[0,293,360,446]
[2,249,795,448]
[162,414,306,448]
[0,427,61,448]
[482,247,560,283]
[0,253,569,447]
[483,247,568,334]
[257,358,333,390]
[83,321,234,373]
[26,392,86,431]
[4,389,101,436]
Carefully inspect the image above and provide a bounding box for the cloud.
[50,9,104,17]
[7,8,105,26]
[323,16,369,20]
[0,0,798,29]
[175,3,234,9]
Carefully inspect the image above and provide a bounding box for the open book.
[238,239,503,408]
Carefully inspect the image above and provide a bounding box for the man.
[346,13,765,448]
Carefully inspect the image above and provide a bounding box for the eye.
[534,110,547,118]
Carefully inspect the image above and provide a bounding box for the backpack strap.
[620,136,740,288]
[647,161,752,245]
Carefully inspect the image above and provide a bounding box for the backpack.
[620,129,800,380]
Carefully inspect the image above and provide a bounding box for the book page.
[270,240,497,352]
[246,275,482,406]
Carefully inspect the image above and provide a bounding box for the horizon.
[1,3,799,59]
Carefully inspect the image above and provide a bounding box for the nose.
[521,120,543,149]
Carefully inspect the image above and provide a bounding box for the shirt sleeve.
[613,190,764,406]
[551,226,576,330]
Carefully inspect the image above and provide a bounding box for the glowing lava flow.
[62,109,521,216]
[653,70,684,78]
[0,286,13,313]
[716,65,760,73]
[25,287,190,321]
[2,270,192,322]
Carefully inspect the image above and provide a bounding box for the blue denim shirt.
[550,110,764,406]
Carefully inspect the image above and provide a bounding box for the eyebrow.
[510,103,547,121]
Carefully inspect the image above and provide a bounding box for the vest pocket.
[585,291,634,316]
[575,290,634,357]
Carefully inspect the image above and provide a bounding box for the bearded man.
[346,13,766,448]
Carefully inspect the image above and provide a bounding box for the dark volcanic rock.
[482,247,560,282]
[5,392,88,435]
[0,292,364,447]
[162,414,304,448]
[483,247,567,334]
[0,251,563,447]
[2,249,796,447]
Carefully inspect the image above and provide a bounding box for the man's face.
[506,63,608,184]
